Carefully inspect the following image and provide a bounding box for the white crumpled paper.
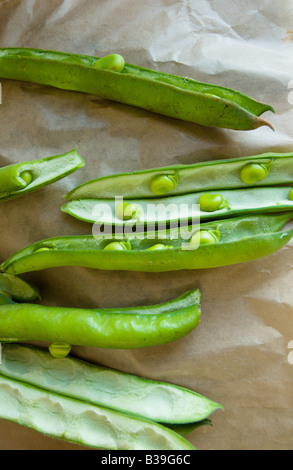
[0,0,292,450]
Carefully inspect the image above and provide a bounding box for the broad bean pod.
[0,291,15,305]
[1,213,292,273]
[0,149,84,201]
[0,48,274,131]
[0,374,195,449]
[62,186,293,228]
[0,289,201,348]
[0,343,222,425]
[64,152,293,201]
[0,273,40,302]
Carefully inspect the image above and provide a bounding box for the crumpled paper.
[0,0,292,450]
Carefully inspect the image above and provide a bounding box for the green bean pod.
[62,186,293,228]
[0,273,40,301]
[0,48,274,131]
[0,291,15,305]
[1,213,292,274]
[0,149,84,201]
[0,374,195,449]
[64,152,293,201]
[0,343,222,425]
[0,289,201,348]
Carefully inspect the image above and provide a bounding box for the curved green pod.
[0,343,222,425]
[0,273,40,301]
[0,291,15,305]
[0,149,84,201]
[64,152,293,201]
[0,48,274,131]
[0,375,195,450]
[0,289,201,348]
[62,186,293,228]
[1,213,292,274]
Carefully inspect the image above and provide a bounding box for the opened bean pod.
[62,152,293,231]
[1,213,292,274]
[0,149,84,202]
[0,48,274,130]
[62,186,293,228]
[65,152,293,201]
[0,343,222,426]
[0,374,195,450]
[0,342,222,449]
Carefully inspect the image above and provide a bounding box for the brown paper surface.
[0,0,292,450]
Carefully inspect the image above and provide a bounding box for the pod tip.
[254,116,275,131]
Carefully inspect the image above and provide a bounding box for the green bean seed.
[145,244,174,250]
[48,342,71,358]
[289,189,293,201]
[93,54,125,72]
[103,241,131,251]
[19,170,33,187]
[115,201,140,220]
[34,247,52,253]
[198,193,230,212]
[189,229,221,247]
[150,174,178,196]
[240,163,270,184]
